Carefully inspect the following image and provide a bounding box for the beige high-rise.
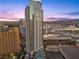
[0,27,20,56]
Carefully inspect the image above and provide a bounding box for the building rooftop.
[59,46,79,59]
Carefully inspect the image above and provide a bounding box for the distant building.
[0,27,20,56]
[20,26,26,39]
[19,18,26,27]
[63,25,79,31]
[19,19,26,39]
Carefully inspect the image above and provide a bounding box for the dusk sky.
[0,0,79,20]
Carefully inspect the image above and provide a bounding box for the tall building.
[0,27,20,56]
[25,0,43,52]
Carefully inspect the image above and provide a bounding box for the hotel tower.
[25,0,43,52]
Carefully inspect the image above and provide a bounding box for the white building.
[25,0,43,52]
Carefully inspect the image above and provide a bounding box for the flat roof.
[59,46,79,59]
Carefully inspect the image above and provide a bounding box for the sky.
[0,0,79,20]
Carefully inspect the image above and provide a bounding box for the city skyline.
[0,0,79,20]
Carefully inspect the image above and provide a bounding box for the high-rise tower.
[25,0,43,52]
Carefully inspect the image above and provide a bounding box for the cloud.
[0,10,22,21]
[64,12,79,16]
[44,13,79,21]
[0,10,17,18]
